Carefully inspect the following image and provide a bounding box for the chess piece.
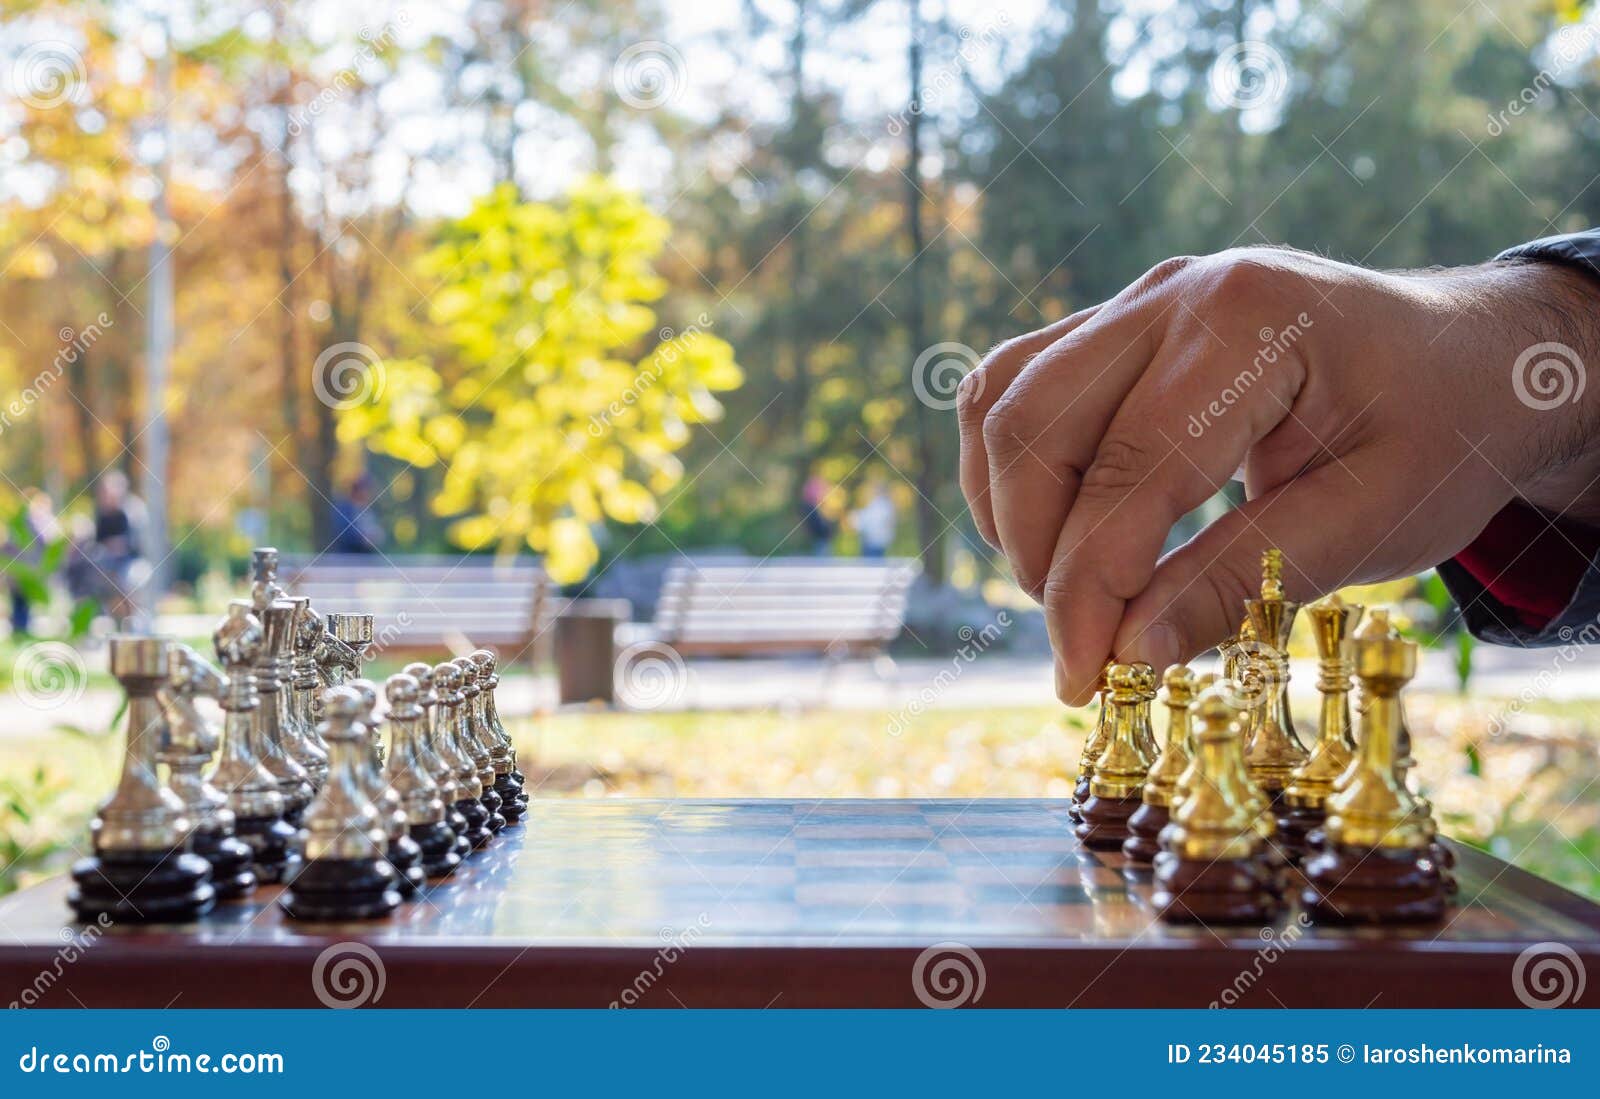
[247,554,316,825]
[287,599,332,787]
[1074,664,1148,850]
[1278,593,1362,859]
[1123,665,1194,864]
[470,649,527,820]
[69,637,216,923]
[1241,549,1309,806]
[1301,626,1446,924]
[454,656,507,833]
[349,679,426,896]
[404,661,474,862]
[325,612,378,762]
[433,661,494,849]
[1069,664,1113,824]
[157,643,256,899]
[281,687,402,920]
[1130,662,1159,764]
[384,673,462,878]
[210,602,302,883]
[1153,687,1281,924]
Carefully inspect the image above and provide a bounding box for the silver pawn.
[384,674,461,879]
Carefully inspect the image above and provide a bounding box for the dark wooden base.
[1121,801,1168,864]
[69,848,216,923]
[411,821,462,878]
[481,786,507,834]
[1275,802,1323,864]
[1068,775,1089,823]
[387,833,427,897]
[446,805,474,861]
[495,773,525,822]
[1073,793,1139,850]
[1154,855,1281,924]
[192,827,258,899]
[455,797,494,850]
[280,858,401,921]
[230,814,302,885]
[1433,841,1459,895]
[1301,844,1447,924]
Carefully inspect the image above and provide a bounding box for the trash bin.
[555,599,631,705]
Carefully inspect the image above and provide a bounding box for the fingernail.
[1054,659,1070,704]
[957,368,986,407]
[1129,621,1180,673]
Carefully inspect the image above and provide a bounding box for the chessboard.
[3,798,1597,1008]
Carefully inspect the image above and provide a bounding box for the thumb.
[1111,463,1376,668]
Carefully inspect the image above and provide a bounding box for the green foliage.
[343,179,743,583]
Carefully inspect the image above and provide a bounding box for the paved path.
[4,643,1596,740]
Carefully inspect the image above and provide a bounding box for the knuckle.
[1137,255,1196,292]
[1195,251,1277,308]
[981,399,1038,461]
[1079,437,1157,499]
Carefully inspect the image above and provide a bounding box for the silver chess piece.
[280,686,402,921]
[432,661,493,850]
[453,656,506,833]
[383,673,462,879]
[282,597,329,786]
[470,649,526,821]
[249,550,315,822]
[69,636,216,923]
[350,678,426,894]
[210,601,302,883]
[404,661,473,862]
[326,612,378,761]
[157,643,256,898]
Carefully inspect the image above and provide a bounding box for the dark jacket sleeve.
[1433,230,1600,646]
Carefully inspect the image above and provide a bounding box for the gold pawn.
[1284,593,1363,810]
[1141,665,1194,808]
[1131,661,1159,765]
[1323,626,1429,850]
[1075,662,1114,785]
[1168,689,1263,861]
[1089,664,1149,800]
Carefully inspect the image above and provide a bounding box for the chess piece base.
[1067,775,1090,823]
[1073,793,1140,851]
[410,821,462,878]
[1154,856,1281,925]
[455,797,494,850]
[1301,844,1446,924]
[387,833,427,897]
[481,786,507,834]
[1276,803,1324,864]
[69,848,216,923]
[494,774,525,822]
[280,858,402,921]
[234,814,302,884]
[193,827,258,899]
[446,805,474,860]
[1121,802,1169,864]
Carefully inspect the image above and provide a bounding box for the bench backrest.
[653,558,919,654]
[281,554,550,658]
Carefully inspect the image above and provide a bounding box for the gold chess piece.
[1074,664,1147,850]
[1301,624,1446,923]
[1069,663,1114,823]
[1153,687,1281,924]
[1123,664,1195,865]
[1130,661,1159,764]
[1242,548,1308,803]
[1278,593,1363,858]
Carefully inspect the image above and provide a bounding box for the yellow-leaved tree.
[340,179,742,582]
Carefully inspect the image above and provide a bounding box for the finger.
[1042,338,1303,703]
[958,306,1101,548]
[1112,459,1389,674]
[984,297,1171,598]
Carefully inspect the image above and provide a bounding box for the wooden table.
[3,799,1597,1007]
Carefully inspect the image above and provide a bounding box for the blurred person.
[852,481,897,559]
[331,474,386,555]
[799,473,835,556]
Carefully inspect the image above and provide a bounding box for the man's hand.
[957,247,1600,705]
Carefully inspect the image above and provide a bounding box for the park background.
[3,0,1600,902]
